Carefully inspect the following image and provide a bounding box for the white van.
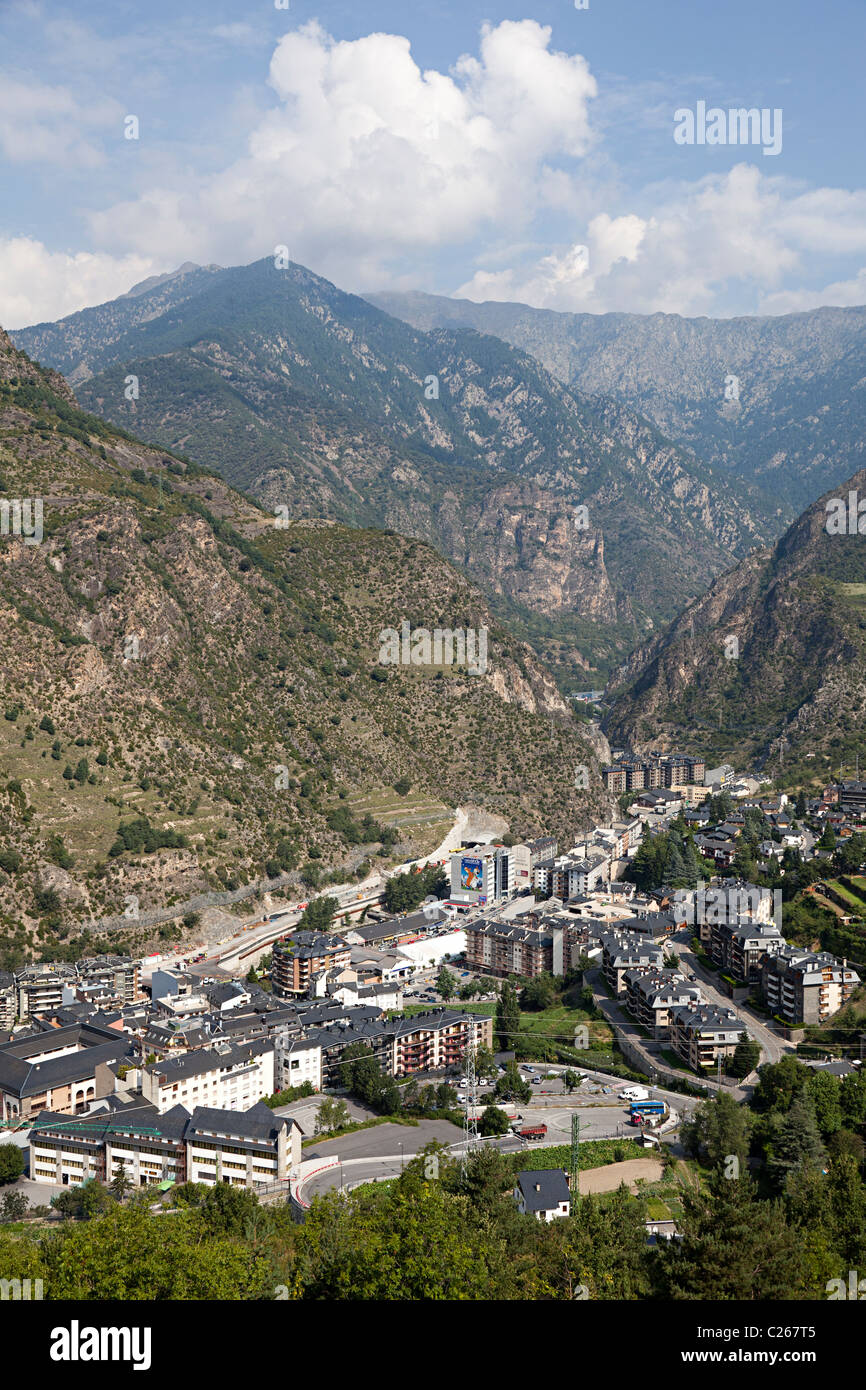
[621,1086,649,1102]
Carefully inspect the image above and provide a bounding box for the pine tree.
[768,1094,826,1190]
[495,981,521,1052]
[656,1170,804,1299]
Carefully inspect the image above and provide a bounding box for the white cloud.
[88,19,598,284]
[0,238,158,329]
[456,165,866,315]
[0,76,121,166]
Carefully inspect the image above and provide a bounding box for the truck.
[515,1123,548,1142]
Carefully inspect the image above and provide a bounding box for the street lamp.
[399,1142,404,1172]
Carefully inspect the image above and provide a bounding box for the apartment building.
[465,920,555,978]
[447,844,515,909]
[184,1104,301,1188]
[601,931,665,996]
[271,933,352,998]
[15,964,77,1018]
[74,956,143,1009]
[533,852,609,900]
[622,968,704,1040]
[388,1009,493,1077]
[669,1003,743,1071]
[0,1022,131,1124]
[0,971,15,1031]
[602,754,705,795]
[761,948,860,1025]
[29,1099,301,1191]
[141,1039,275,1114]
[709,922,785,983]
[274,1035,323,1092]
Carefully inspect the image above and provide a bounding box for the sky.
[1,0,866,327]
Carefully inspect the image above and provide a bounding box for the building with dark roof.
[0,1021,132,1123]
[514,1169,571,1220]
[141,1038,275,1114]
[29,1097,301,1190]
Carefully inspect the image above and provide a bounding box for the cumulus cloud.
[456,165,866,315]
[0,238,158,329]
[4,19,866,321]
[88,19,597,282]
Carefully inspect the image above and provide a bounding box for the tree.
[50,1179,112,1221]
[40,1206,271,1299]
[437,965,457,1000]
[478,1104,511,1136]
[39,714,55,734]
[495,980,521,1052]
[681,1091,751,1170]
[0,1189,29,1221]
[315,1097,350,1135]
[521,974,557,1012]
[655,1170,806,1300]
[297,896,339,933]
[728,1032,761,1079]
[806,1070,843,1137]
[767,1095,827,1190]
[563,1069,582,1094]
[751,1056,811,1113]
[394,778,411,796]
[109,1161,134,1204]
[495,1061,531,1105]
[0,1143,24,1184]
[199,1181,261,1238]
[473,1044,498,1081]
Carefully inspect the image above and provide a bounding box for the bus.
[629,1101,665,1118]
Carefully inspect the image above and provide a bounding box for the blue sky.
[1,0,865,325]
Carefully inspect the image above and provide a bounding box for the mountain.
[368,290,866,515]
[12,259,771,686]
[0,326,612,968]
[603,468,866,781]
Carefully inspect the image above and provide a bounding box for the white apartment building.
[274,1036,322,1092]
[141,1040,275,1114]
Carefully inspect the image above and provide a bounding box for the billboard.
[460,857,484,892]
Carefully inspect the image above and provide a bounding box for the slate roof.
[516,1169,571,1212]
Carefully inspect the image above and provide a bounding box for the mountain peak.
[121,261,220,300]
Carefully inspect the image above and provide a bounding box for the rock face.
[604,466,866,778]
[11,258,770,684]
[369,290,866,516]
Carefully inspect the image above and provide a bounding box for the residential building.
[761,948,860,1025]
[29,1099,302,1190]
[271,933,352,998]
[465,919,555,978]
[141,1039,275,1114]
[669,1003,743,1071]
[623,968,704,1039]
[514,1169,571,1221]
[601,931,664,996]
[0,1021,132,1124]
[15,965,77,1018]
[274,1035,323,1092]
